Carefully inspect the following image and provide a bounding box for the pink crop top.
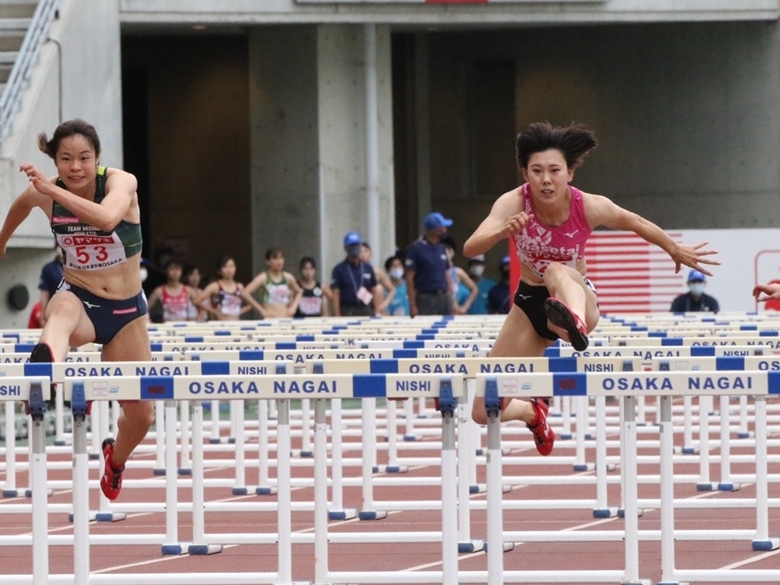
[511,183,592,279]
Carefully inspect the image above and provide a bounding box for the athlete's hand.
[19,164,55,198]
[753,283,780,302]
[501,211,534,237]
[671,241,720,276]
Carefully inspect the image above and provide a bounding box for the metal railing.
[0,0,59,147]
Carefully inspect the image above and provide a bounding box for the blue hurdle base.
[153,468,166,476]
[299,450,313,458]
[678,446,699,455]
[717,482,741,492]
[358,510,388,520]
[88,452,100,460]
[54,439,67,446]
[23,488,52,498]
[379,464,408,473]
[403,435,420,441]
[3,489,23,498]
[560,433,573,440]
[255,486,277,495]
[328,508,358,521]
[752,537,780,551]
[593,507,619,519]
[178,467,192,476]
[573,463,595,472]
[738,431,754,439]
[469,484,485,494]
[696,482,716,492]
[161,543,186,556]
[209,438,222,444]
[232,487,248,496]
[458,539,485,553]
[617,508,645,519]
[93,511,127,523]
[188,543,224,555]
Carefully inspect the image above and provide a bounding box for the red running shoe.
[544,297,589,351]
[100,438,125,500]
[527,398,555,456]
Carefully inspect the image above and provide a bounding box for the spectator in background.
[296,256,332,317]
[442,236,479,314]
[488,255,512,314]
[331,231,382,317]
[183,264,207,321]
[466,254,496,315]
[245,248,303,318]
[360,241,396,313]
[405,212,456,316]
[384,255,409,316]
[195,256,265,320]
[670,269,720,313]
[37,245,64,327]
[146,260,200,322]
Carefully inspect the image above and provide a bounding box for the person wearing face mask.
[404,212,457,316]
[670,269,720,313]
[383,255,410,316]
[331,231,382,317]
[466,254,497,315]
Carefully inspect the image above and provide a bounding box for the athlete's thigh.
[489,304,553,358]
[46,291,96,347]
[101,316,152,362]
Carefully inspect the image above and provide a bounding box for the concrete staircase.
[0,2,36,97]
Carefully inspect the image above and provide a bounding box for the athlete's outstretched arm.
[585,193,719,275]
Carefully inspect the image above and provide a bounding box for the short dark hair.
[38,119,101,160]
[516,121,597,170]
[299,256,317,270]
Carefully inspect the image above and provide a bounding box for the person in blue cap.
[330,231,381,317]
[671,269,719,313]
[405,212,458,316]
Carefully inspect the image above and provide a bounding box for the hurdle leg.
[680,396,698,454]
[162,400,185,555]
[457,382,484,552]
[255,399,277,495]
[29,385,49,585]
[620,397,651,585]
[717,395,740,491]
[328,399,355,520]
[54,380,66,446]
[440,395,459,585]
[72,394,90,582]
[188,401,222,555]
[300,398,313,457]
[561,395,573,439]
[696,395,716,491]
[313,399,329,583]
[153,400,166,474]
[90,400,102,458]
[179,401,192,475]
[358,398,387,520]
[232,400,247,495]
[209,399,221,443]
[381,400,407,473]
[403,396,418,441]
[573,396,593,471]
[738,395,752,438]
[485,390,507,585]
[752,396,780,551]
[594,396,617,518]
[657,396,680,585]
[3,401,19,497]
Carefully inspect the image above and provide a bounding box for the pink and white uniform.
[512,183,592,279]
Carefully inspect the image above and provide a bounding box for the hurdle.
[475,368,780,584]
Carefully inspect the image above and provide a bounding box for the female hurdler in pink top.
[463,121,719,456]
